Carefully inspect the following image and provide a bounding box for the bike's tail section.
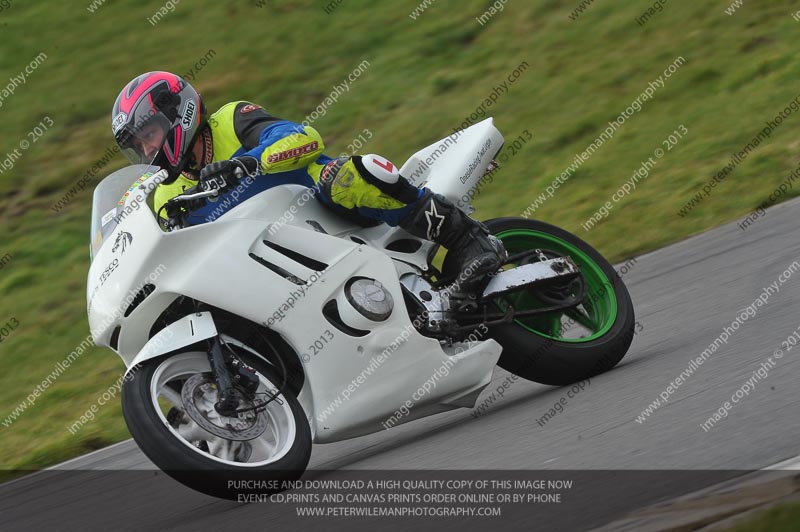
[399,118,503,209]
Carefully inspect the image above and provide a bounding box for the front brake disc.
[180,373,268,441]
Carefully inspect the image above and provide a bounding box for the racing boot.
[399,189,507,289]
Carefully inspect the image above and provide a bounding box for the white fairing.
[400,117,503,211]
[87,119,504,443]
[127,312,218,373]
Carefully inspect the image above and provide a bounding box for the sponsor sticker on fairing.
[101,208,117,226]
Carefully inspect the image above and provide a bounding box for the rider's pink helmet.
[111,71,207,184]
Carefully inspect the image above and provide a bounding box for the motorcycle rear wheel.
[474,217,636,385]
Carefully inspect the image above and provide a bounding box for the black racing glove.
[198,156,260,193]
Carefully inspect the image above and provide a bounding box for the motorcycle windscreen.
[89,164,159,261]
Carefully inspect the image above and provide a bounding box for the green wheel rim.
[494,229,618,343]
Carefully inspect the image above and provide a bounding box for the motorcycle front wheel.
[122,345,311,500]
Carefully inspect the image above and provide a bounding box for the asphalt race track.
[2,199,799,531]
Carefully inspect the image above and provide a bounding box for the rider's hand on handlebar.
[198,156,260,194]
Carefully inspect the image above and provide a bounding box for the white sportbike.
[88,118,635,499]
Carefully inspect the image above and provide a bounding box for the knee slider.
[353,155,420,204]
[358,154,400,184]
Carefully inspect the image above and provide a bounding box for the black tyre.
[477,217,636,385]
[122,343,311,500]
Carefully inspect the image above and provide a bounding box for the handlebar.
[160,167,245,231]
[171,188,220,203]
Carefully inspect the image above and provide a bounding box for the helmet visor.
[116,113,172,166]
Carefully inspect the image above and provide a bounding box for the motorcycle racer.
[111,71,505,286]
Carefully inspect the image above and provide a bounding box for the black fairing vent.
[109,326,121,351]
[249,253,306,285]
[261,240,328,272]
[385,239,422,253]
[322,300,369,337]
[124,283,155,317]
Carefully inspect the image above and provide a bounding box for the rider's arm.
[229,102,325,175]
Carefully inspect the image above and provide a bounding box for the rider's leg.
[397,189,507,287]
[317,154,506,286]
[316,155,421,225]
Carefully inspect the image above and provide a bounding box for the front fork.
[206,335,260,416]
